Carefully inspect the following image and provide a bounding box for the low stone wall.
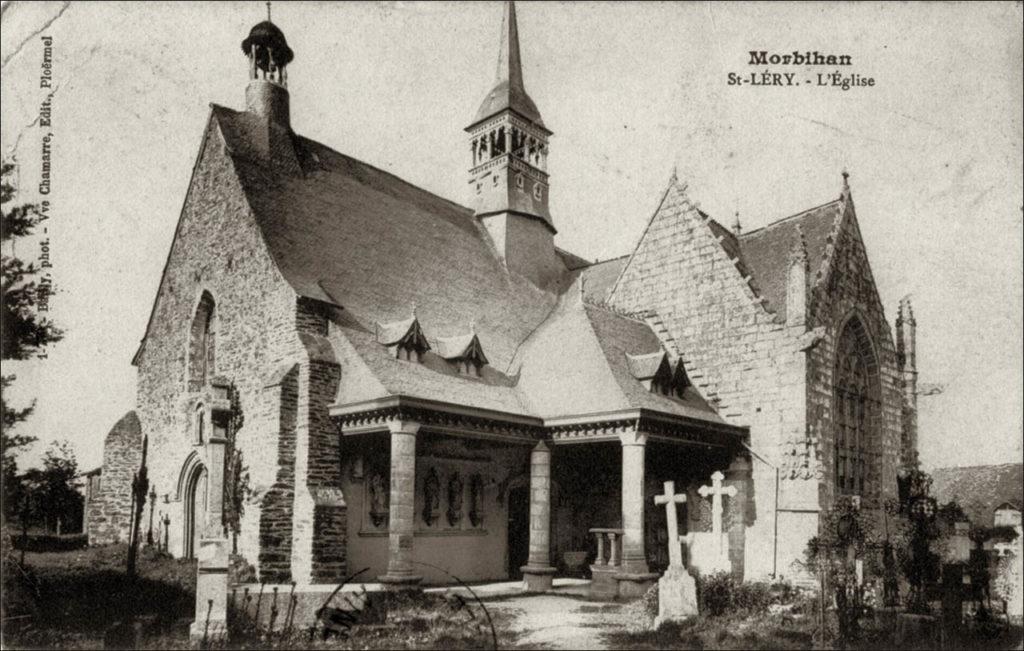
[229,582,381,631]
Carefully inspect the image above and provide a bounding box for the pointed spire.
[495,0,524,92]
[471,0,545,128]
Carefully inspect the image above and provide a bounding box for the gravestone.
[652,481,698,627]
[692,471,736,575]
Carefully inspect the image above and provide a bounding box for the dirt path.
[485,594,630,650]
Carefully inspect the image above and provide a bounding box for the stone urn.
[563,551,588,575]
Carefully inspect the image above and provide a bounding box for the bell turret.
[242,18,293,129]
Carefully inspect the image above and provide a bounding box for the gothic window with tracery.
[833,317,878,497]
[188,292,216,391]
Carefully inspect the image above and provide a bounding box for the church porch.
[332,399,750,596]
[546,411,750,600]
[334,397,544,587]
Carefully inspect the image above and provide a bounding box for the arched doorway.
[183,463,208,559]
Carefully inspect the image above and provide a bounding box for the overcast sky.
[1,1,1021,473]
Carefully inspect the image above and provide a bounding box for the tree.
[1,160,63,521]
[38,440,81,533]
[1,160,62,359]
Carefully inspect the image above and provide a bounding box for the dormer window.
[434,328,488,378]
[671,359,691,397]
[626,351,689,399]
[376,313,430,363]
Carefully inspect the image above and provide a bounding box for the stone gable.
[806,197,904,509]
[608,179,813,578]
[130,113,320,579]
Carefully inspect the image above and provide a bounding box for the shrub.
[696,572,774,617]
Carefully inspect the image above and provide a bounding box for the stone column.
[615,429,658,598]
[619,431,648,573]
[379,420,422,588]
[522,441,557,591]
[190,391,231,644]
[204,436,227,538]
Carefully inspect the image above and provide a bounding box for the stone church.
[88,2,919,596]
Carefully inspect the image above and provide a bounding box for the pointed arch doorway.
[183,463,208,559]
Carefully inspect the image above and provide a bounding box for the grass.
[605,610,819,650]
[2,541,196,649]
[605,600,1023,650]
[1,538,515,649]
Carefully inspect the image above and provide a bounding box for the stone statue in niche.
[447,471,464,526]
[423,468,440,526]
[468,474,485,527]
[194,404,205,445]
[367,472,389,528]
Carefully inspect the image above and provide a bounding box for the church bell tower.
[242,14,294,130]
[467,1,561,287]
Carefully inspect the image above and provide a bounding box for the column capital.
[618,428,648,447]
[387,419,420,436]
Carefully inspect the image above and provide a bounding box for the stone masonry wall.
[132,115,306,576]
[806,199,903,509]
[87,411,142,545]
[290,309,346,584]
[258,363,298,582]
[608,180,813,579]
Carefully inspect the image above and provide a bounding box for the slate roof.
[581,255,628,304]
[579,198,841,314]
[931,463,1024,527]
[736,200,842,321]
[516,287,724,424]
[206,106,730,432]
[215,106,569,374]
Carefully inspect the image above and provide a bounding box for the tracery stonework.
[833,317,880,496]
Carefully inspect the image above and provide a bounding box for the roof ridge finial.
[669,165,678,186]
[411,303,419,320]
[732,209,742,235]
[841,167,851,197]
[266,0,272,22]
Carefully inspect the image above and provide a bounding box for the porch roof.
[329,395,747,447]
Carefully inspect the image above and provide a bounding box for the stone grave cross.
[653,480,688,567]
[698,471,737,539]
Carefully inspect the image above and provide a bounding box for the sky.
[0,1,1021,473]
